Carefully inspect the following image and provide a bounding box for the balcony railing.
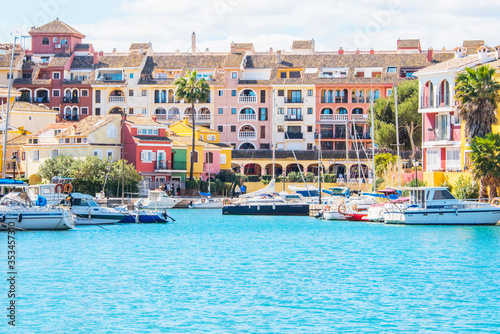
[284,97,304,103]
[238,131,257,140]
[34,97,50,103]
[196,114,212,121]
[109,96,125,103]
[154,160,187,171]
[63,97,79,103]
[284,114,303,121]
[155,114,180,121]
[16,97,31,103]
[63,115,79,121]
[316,131,334,139]
[239,114,257,121]
[320,114,348,121]
[351,114,367,122]
[239,96,257,103]
[285,132,303,139]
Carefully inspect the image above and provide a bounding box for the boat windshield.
[73,198,99,207]
[432,190,455,200]
[0,192,32,207]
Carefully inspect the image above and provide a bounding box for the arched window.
[154,90,160,103]
[42,37,49,45]
[190,151,199,163]
[335,89,342,103]
[161,90,167,103]
[352,108,363,114]
[352,89,357,103]
[373,89,380,101]
[423,81,434,108]
[439,80,450,107]
[342,89,348,103]
[336,107,347,114]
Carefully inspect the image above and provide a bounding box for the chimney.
[356,48,360,55]
[93,51,99,64]
[427,48,434,62]
[99,51,104,57]
[277,50,282,64]
[269,47,273,55]
[152,115,157,122]
[454,47,464,59]
[191,32,196,55]
[338,47,344,55]
[139,45,144,54]
[311,38,315,53]
[205,48,210,54]
[369,48,374,55]
[230,42,236,54]
[112,48,117,54]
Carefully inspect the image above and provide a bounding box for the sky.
[1,0,500,53]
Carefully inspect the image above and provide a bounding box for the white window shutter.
[446,115,451,140]
[152,152,157,161]
[141,151,145,161]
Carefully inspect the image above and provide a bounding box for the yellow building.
[168,117,220,143]
[25,115,122,179]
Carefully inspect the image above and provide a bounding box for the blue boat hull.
[222,204,310,216]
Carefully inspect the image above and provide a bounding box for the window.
[52,72,60,80]
[42,37,49,45]
[260,144,270,149]
[218,90,223,96]
[54,129,62,136]
[278,108,284,115]
[260,90,266,103]
[278,90,284,97]
[280,72,287,79]
[77,138,82,143]
[308,108,313,114]
[95,108,101,116]
[220,154,227,164]
[41,57,49,63]
[107,151,114,160]
[446,148,461,170]
[141,150,156,162]
[139,90,146,96]
[51,149,59,158]
[53,107,60,112]
[231,72,237,79]
[129,90,134,97]
[138,128,159,135]
[21,152,26,161]
[93,150,103,158]
[387,67,397,73]
[231,108,236,114]
[53,37,58,43]
[190,151,199,163]
[427,148,441,171]
[61,39,68,45]
[289,71,301,78]
[33,150,40,161]
[52,90,60,97]
[129,73,134,79]
[218,125,223,132]
[81,107,88,115]
[230,125,236,132]
[106,124,117,138]
[308,90,313,96]
[307,126,313,132]
[95,90,101,103]
[260,126,266,139]
[207,135,216,141]
[231,90,237,96]
[387,89,393,96]
[451,115,461,125]
[435,114,450,141]
[206,152,214,164]
[81,89,88,97]
[259,108,268,121]
[277,125,284,132]
[307,143,313,150]
[218,108,223,114]
[287,126,301,133]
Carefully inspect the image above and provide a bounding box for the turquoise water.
[2,209,500,333]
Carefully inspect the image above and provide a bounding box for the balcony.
[238,131,257,140]
[239,96,257,104]
[154,160,187,172]
[320,114,348,122]
[34,96,50,103]
[284,97,304,103]
[315,131,334,139]
[196,114,212,122]
[239,114,257,121]
[16,97,31,103]
[285,132,303,139]
[155,114,180,122]
[351,114,367,122]
[63,97,79,103]
[109,96,125,103]
[284,114,303,121]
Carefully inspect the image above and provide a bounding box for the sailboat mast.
[2,36,17,178]
[206,141,210,194]
[318,131,322,204]
[272,89,275,180]
[345,118,349,189]
[394,85,402,187]
[370,86,376,191]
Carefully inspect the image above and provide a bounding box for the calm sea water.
[2,209,500,333]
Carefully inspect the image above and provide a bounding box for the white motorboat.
[65,193,128,225]
[383,187,500,225]
[0,192,74,231]
[190,196,223,209]
[135,190,182,210]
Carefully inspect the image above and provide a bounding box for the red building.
[13,19,95,121]
[123,116,173,185]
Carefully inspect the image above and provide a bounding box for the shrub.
[262,175,273,181]
[453,176,479,199]
[323,174,337,183]
[247,175,260,182]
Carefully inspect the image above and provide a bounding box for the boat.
[383,187,500,225]
[366,196,409,222]
[135,190,182,210]
[114,206,172,224]
[0,192,75,231]
[63,193,129,225]
[190,192,223,209]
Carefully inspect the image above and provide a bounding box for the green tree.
[174,69,210,181]
[372,80,421,164]
[453,176,479,200]
[455,65,500,139]
[469,133,500,198]
[70,156,109,196]
[374,153,397,177]
[37,155,78,181]
[107,160,142,197]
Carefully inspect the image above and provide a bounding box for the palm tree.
[455,65,500,139]
[470,133,500,198]
[174,69,210,181]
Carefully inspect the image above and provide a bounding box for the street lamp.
[11,153,17,180]
[413,159,419,185]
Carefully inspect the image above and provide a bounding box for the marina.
[1,209,500,332]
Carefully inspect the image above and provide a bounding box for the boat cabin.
[66,193,99,207]
[406,187,457,208]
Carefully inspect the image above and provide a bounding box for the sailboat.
[222,89,310,216]
[190,141,223,209]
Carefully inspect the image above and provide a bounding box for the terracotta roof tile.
[74,44,92,51]
[397,39,420,49]
[463,40,485,49]
[292,40,314,50]
[416,54,482,74]
[129,43,150,51]
[126,115,162,126]
[57,115,120,138]
[30,19,85,37]
[71,56,93,69]
[11,101,57,113]
[0,52,24,68]
[97,55,129,68]
[48,54,72,67]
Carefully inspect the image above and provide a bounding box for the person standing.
[177,185,181,196]
[166,183,171,195]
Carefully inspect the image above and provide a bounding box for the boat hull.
[344,212,368,221]
[191,201,223,209]
[75,214,125,225]
[385,208,500,225]
[323,211,345,221]
[222,204,310,216]
[0,210,74,230]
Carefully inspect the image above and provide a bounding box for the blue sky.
[1,0,500,53]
